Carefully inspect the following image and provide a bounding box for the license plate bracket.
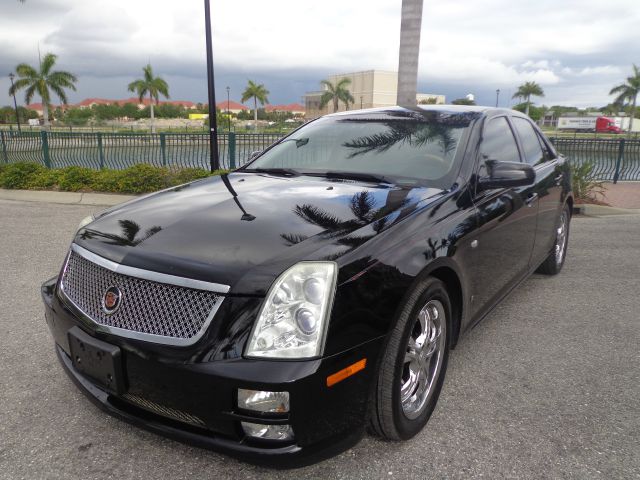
[68,326,126,395]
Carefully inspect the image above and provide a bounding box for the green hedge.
[0,162,227,194]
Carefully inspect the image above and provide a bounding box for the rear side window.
[478,117,520,176]
[512,117,545,165]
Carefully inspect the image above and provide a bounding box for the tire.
[536,203,571,275]
[369,277,451,440]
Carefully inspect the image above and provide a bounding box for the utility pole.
[495,89,500,108]
[204,0,220,171]
[9,73,21,132]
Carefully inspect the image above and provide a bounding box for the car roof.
[325,104,516,120]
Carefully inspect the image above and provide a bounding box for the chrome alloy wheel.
[555,210,568,266]
[400,299,446,419]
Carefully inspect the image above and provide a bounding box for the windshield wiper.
[315,170,393,184]
[241,167,301,176]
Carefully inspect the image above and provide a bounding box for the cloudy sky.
[1,0,639,108]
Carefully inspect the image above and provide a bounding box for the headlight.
[238,389,289,413]
[245,262,337,359]
[76,214,95,232]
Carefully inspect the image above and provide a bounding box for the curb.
[574,204,640,216]
[0,189,138,207]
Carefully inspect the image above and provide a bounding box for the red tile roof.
[264,103,305,113]
[163,100,196,108]
[217,100,249,111]
[76,98,113,107]
[119,97,153,106]
[27,98,199,111]
[71,98,198,108]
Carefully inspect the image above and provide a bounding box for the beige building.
[304,70,445,119]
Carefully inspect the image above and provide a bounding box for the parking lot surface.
[0,198,638,480]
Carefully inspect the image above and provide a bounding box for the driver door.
[467,116,538,322]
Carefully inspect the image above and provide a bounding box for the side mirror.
[478,160,535,190]
[248,150,262,161]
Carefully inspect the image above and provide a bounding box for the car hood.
[74,173,445,295]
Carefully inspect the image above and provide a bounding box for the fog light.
[241,422,294,441]
[237,389,289,413]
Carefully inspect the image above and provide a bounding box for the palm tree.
[127,64,169,134]
[80,220,162,246]
[397,0,424,106]
[609,64,640,134]
[241,80,269,130]
[319,78,354,113]
[9,53,77,128]
[341,110,470,158]
[512,81,545,116]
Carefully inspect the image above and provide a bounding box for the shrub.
[116,164,172,194]
[92,169,125,192]
[58,166,95,192]
[30,169,63,189]
[171,167,213,185]
[0,162,46,189]
[0,162,224,194]
[570,161,605,202]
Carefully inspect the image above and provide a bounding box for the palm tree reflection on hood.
[79,219,162,247]
[281,190,412,248]
[341,110,479,159]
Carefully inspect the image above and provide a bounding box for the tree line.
[6,50,640,133]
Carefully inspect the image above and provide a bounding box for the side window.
[478,117,520,177]
[512,117,545,165]
[535,131,557,161]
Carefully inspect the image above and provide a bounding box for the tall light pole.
[397,0,424,106]
[226,86,230,132]
[8,73,21,132]
[204,0,219,171]
[495,89,500,108]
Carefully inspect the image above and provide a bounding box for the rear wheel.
[536,203,571,275]
[369,277,450,440]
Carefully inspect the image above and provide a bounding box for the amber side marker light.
[326,359,367,387]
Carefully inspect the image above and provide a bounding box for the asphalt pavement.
[0,198,638,480]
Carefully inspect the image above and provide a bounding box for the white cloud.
[1,0,639,106]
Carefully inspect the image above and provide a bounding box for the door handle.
[525,192,538,206]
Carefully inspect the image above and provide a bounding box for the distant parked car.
[42,105,573,466]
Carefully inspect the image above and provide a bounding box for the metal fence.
[0,131,284,170]
[1,131,640,181]
[550,137,640,182]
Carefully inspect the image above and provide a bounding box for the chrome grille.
[121,393,207,428]
[60,246,227,344]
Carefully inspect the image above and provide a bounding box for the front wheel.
[369,277,451,440]
[536,203,571,275]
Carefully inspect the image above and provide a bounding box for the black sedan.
[41,105,572,467]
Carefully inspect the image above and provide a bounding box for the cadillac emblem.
[102,286,122,314]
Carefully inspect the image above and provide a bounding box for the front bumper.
[42,277,382,467]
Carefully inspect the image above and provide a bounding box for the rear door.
[468,116,538,321]
[511,116,563,266]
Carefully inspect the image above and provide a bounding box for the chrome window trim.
[58,244,229,347]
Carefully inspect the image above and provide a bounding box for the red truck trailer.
[557,116,623,133]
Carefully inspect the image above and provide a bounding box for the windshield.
[245,110,479,185]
